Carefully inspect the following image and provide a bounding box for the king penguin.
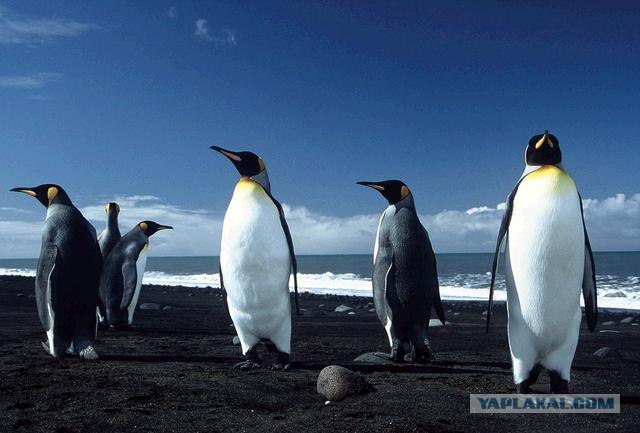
[98,221,172,329]
[98,202,121,258]
[211,145,298,370]
[97,202,121,327]
[358,180,446,363]
[11,184,102,360]
[486,131,597,393]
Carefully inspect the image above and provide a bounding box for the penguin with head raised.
[97,202,121,327]
[486,131,597,393]
[358,180,445,363]
[211,145,298,370]
[98,202,121,258]
[99,221,172,329]
[11,184,102,360]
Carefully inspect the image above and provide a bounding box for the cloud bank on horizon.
[1,193,638,258]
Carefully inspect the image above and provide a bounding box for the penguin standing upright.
[211,146,298,370]
[98,202,121,258]
[99,221,172,329]
[97,202,121,326]
[486,131,597,393]
[358,180,446,363]
[11,184,101,360]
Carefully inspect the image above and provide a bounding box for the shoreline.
[1,274,639,432]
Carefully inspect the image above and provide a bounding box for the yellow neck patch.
[47,187,58,204]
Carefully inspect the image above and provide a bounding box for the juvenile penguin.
[358,180,445,363]
[97,202,121,326]
[11,184,101,360]
[98,221,172,328]
[211,145,298,370]
[486,131,597,393]
[98,202,121,258]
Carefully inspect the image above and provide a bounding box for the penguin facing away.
[97,202,121,327]
[486,131,597,393]
[98,202,121,258]
[99,221,172,329]
[11,184,102,360]
[358,180,446,363]
[211,145,298,370]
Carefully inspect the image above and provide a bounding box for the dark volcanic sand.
[1,275,639,433]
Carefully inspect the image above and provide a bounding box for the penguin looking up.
[97,202,121,328]
[11,184,102,360]
[486,131,597,393]
[98,202,121,258]
[357,180,446,363]
[98,221,172,329]
[211,145,298,370]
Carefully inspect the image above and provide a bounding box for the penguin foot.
[390,348,406,363]
[79,346,99,361]
[234,360,262,370]
[270,352,291,371]
[413,346,435,364]
[549,371,569,394]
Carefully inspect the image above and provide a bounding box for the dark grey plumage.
[11,184,101,359]
[98,202,121,258]
[99,221,172,328]
[359,180,445,363]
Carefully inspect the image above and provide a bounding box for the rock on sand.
[317,365,373,402]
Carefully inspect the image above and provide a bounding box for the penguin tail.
[433,281,446,325]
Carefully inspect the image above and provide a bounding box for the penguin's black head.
[210,146,266,178]
[105,202,120,214]
[138,221,173,237]
[357,180,411,205]
[526,130,562,166]
[10,184,71,208]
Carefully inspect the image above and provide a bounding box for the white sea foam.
[2,267,639,310]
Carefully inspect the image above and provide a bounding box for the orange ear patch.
[47,187,59,204]
[139,222,148,233]
[401,185,410,199]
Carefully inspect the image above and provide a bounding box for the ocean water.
[1,252,638,310]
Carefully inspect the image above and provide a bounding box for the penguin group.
[11,130,598,393]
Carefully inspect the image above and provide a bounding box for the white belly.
[220,179,291,338]
[128,245,148,324]
[507,166,584,347]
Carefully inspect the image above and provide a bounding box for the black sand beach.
[1,275,638,432]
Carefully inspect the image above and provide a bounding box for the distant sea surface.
[1,252,638,310]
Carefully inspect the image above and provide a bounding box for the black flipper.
[120,245,145,310]
[219,263,232,321]
[431,253,446,325]
[265,192,299,316]
[579,193,598,332]
[486,181,523,333]
[384,254,396,324]
[36,244,58,330]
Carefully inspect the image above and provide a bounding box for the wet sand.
[1,275,638,432]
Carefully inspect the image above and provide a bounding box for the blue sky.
[1,1,638,257]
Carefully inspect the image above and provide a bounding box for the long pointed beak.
[157,225,173,231]
[535,130,553,149]
[10,187,36,197]
[210,146,242,162]
[356,181,385,192]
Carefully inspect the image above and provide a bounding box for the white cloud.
[0,72,62,89]
[166,7,177,19]
[194,19,236,45]
[0,5,98,44]
[0,193,638,259]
